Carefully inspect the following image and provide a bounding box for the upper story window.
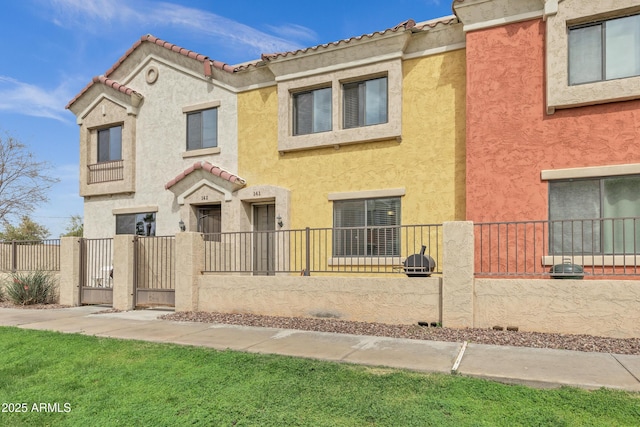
[277,60,401,152]
[343,77,388,128]
[186,108,217,151]
[293,87,332,135]
[569,14,640,85]
[333,196,400,257]
[97,125,122,163]
[549,176,640,254]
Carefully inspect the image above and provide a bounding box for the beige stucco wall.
[474,278,640,338]
[196,275,441,325]
[82,57,240,238]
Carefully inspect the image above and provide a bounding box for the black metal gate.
[79,238,114,305]
[134,236,175,307]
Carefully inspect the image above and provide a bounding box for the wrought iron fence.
[134,235,175,290]
[475,218,640,277]
[80,238,113,288]
[0,240,61,272]
[88,160,124,184]
[203,224,442,275]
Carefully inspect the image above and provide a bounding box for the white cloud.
[264,24,318,44]
[0,76,73,122]
[48,0,314,56]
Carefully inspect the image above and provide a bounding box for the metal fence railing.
[134,235,175,290]
[0,240,61,272]
[88,160,124,184]
[475,218,640,277]
[80,238,113,288]
[203,224,442,275]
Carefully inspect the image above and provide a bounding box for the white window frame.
[292,87,332,135]
[182,101,221,154]
[342,76,388,129]
[97,125,122,163]
[277,59,402,152]
[568,13,640,86]
[542,164,640,266]
[115,212,156,236]
[545,0,640,113]
[186,108,217,151]
[332,196,401,259]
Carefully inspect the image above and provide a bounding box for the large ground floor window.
[333,197,400,256]
[116,212,156,236]
[549,176,640,254]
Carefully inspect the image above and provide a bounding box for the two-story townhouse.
[66,35,274,239]
[67,16,467,274]
[458,0,640,270]
[236,17,466,272]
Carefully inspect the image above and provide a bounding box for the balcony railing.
[203,224,442,275]
[88,160,124,184]
[475,218,640,277]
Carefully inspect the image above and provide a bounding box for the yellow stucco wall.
[238,50,466,230]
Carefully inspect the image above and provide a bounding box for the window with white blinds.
[343,77,388,129]
[569,14,640,85]
[97,125,122,163]
[293,87,332,135]
[333,197,400,256]
[549,176,640,254]
[186,108,217,150]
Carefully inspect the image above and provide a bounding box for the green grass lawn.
[0,327,638,426]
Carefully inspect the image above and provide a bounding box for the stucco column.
[112,234,136,310]
[58,237,81,306]
[442,221,475,328]
[175,232,204,312]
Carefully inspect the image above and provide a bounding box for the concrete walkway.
[1,305,639,392]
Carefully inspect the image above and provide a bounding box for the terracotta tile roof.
[414,16,458,30]
[65,76,141,110]
[68,17,458,109]
[165,161,247,190]
[259,18,456,62]
[67,34,257,110]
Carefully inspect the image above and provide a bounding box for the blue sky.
[0,0,453,237]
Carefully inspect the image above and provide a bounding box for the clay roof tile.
[164,161,246,190]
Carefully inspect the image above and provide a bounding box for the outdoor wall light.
[178,219,186,232]
[276,215,284,228]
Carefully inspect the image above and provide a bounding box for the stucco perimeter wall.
[474,279,640,338]
[196,275,442,325]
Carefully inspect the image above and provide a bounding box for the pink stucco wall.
[466,19,640,222]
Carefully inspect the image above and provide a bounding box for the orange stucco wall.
[466,19,640,222]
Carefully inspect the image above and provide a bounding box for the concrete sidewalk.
[1,306,639,392]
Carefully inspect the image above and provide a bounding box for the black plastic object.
[549,261,584,280]
[403,245,436,277]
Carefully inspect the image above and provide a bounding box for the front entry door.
[198,205,221,240]
[253,204,275,276]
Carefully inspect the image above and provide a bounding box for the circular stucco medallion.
[145,66,159,84]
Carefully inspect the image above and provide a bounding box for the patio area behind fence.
[203,224,443,276]
[475,218,640,277]
[2,221,640,338]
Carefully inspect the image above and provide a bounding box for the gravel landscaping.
[2,300,639,355]
[161,311,640,356]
